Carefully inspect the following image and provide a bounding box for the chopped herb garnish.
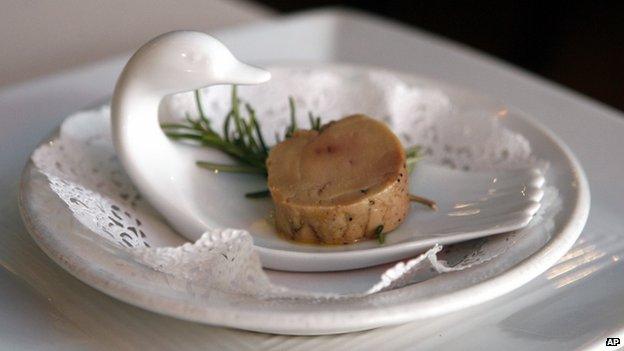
[375,225,385,244]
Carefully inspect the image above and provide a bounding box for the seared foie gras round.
[266,114,409,244]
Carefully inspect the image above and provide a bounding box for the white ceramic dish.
[109,33,546,272]
[255,162,545,271]
[19,65,589,334]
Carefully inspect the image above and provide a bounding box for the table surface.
[2,4,624,351]
[0,0,272,88]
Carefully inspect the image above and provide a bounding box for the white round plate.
[19,65,589,335]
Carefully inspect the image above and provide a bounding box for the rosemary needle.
[405,145,421,174]
[375,225,385,244]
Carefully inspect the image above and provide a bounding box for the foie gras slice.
[266,114,409,244]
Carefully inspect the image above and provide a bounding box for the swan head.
[123,31,270,95]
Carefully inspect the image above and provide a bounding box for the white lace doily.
[32,66,557,299]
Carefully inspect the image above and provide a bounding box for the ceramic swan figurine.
[111,31,270,238]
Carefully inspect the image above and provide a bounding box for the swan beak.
[224,61,271,85]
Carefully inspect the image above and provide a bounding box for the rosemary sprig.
[161,87,427,201]
[162,86,271,176]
